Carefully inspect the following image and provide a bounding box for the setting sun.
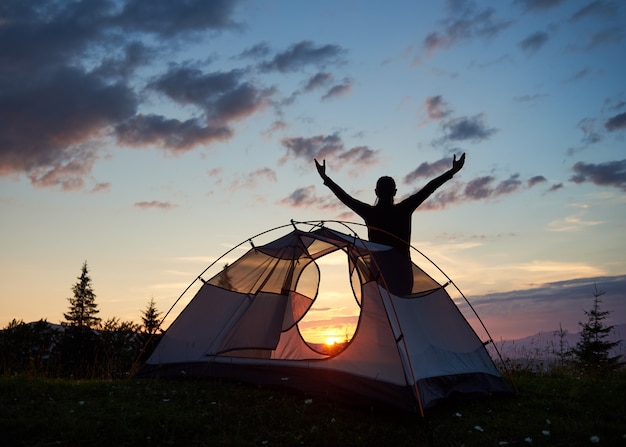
[325,337,339,346]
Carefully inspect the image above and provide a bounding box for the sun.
[325,337,339,346]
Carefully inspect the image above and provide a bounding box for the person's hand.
[452,153,465,173]
[315,159,327,180]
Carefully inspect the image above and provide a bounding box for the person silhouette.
[315,153,465,295]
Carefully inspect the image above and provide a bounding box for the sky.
[1,0,625,343]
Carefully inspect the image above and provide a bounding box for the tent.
[137,221,511,414]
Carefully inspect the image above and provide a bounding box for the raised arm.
[402,153,466,211]
[314,159,369,216]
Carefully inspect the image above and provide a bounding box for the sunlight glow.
[325,337,340,346]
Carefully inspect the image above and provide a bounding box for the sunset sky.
[1,0,625,342]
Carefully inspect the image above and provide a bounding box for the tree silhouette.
[63,261,101,329]
[570,284,623,374]
[61,261,101,377]
[141,297,162,335]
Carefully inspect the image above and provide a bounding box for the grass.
[1,371,625,446]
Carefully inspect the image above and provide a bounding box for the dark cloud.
[464,176,496,200]
[115,0,241,37]
[423,3,512,54]
[462,175,523,200]
[408,171,551,210]
[563,67,593,83]
[519,31,550,54]
[570,26,623,51]
[260,41,346,73]
[279,134,379,172]
[336,146,379,172]
[0,66,137,187]
[527,175,547,188]
[150,66,273,123]
[570,159,626,191]
[441,114,498,142]
[570,1,619,21]
[279,185,320,208]
[94,41,155,81]
[0,0,248,190]
[424,96,452,120]
[134,200,178,210]
[547,183,564,192]
[0,1,107,75]
[495,174,523,195]
[238,42,272,60]
[515,0,566,12]
[604,112,626,131]
[115,115,232,151]
[577,118,603,144]
[304,72,334,92]
[321,79,353,101]
[403,157,451,184]
[279,134,344,163]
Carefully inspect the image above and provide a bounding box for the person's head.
[375,176,396,203]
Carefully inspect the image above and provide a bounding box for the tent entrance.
[298,250,360,354]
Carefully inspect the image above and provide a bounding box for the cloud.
[515,0,566,12]
[403,157,452,184]
[425,96,452,120]
[279,185,320,208]
[527,175,548,188]
[115,115,232,151]
[460,175,522,201]
[547,183,564,193]
[570,159,626,191]
[570,1,620,21]
[230,168,277,191]
[303,72,334,92]
[134,200,178,210]
[422,2,512,55]
[114,0,241,37]
[279,134,379,174]
[238,42,272,60]
[563,67,593,83]
[441,114,498,142]
[547,213,604,232]
[604,112,626,131]
[569,26,623,51]
[0,0,249,190]
[576,118,602,144]
[337,146,379,174]
[513,93,550,103]
[407,171,538,211]
[519,31,550,54]
[321,79,353,101]
[260,40,346,73]
[0,66,137,186]
[279,134,344,163]
[150,66,274,123]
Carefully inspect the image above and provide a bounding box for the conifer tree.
[570,284,622,374]
[63,261,101,329]
[141,297,162,335]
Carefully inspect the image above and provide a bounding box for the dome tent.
[136,221,511,414]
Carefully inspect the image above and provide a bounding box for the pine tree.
[63,261,101,329]
[141,297,162,335]
[570,284,623,374]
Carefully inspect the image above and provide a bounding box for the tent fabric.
[137,225,511,412]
